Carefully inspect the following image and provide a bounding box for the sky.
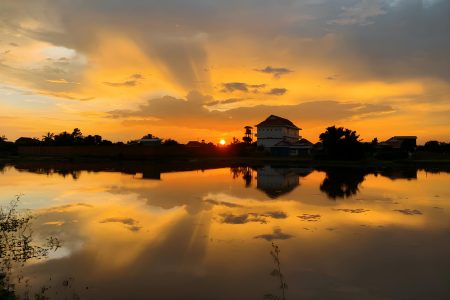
[0,0,449,144]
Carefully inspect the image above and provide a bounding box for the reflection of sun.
[219,139,226,145]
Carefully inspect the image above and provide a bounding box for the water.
[1,162,449,299]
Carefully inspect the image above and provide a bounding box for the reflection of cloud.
[393,209,423,215]
[221,213,266,224]
[254,228,294,241]
[297,214,321,222]
[204,199,243,208]
[220,211,287,224]
[333,208,370,213]
[262,211,288,219]
[255,66,293,78]
[100,217,142,232]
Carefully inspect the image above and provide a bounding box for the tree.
[319,126,364,160]
[0,135,7,143]
[54,131,73,146]
[162,139,180,146]
[231,137,241,145]
[71,128,84,144]
[423,140,440,152]
[42,132,55,145]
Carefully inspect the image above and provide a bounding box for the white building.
[255,115,301,148]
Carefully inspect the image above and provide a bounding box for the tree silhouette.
[42,132,55,145]
[319,168,368,199]
[319,126,364,160]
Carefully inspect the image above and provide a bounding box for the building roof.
[386,136,417,141]
[256,115,300,130]
[296,138,313,146]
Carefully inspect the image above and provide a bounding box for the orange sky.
[0,0,449,144]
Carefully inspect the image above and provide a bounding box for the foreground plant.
[264,242,288,300]
[0,195,60,299]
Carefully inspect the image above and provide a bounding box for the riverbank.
[2,154,450,174]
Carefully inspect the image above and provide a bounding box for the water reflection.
[0,161,449,299]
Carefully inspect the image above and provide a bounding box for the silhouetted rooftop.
[255,115,300,130]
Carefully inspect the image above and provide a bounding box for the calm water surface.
[1,164,449,299]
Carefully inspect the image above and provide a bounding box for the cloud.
[108,91,396,131]
[255,66,293,78]
[254,228,294,241]
[103,73,145,88]
[329,0,386,26]
[100,217,142,232]
[9,42,19,47]
[204,97,245,107]
[266,88,287,96]
[46,79,80,84]
[103,80,138,87]
[221,82,266,93]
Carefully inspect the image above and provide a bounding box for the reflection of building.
[256,166,311,198]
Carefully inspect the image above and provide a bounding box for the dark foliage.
[1,196,60,299]
[319,126,365,160]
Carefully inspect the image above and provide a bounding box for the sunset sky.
[1,0,449,144]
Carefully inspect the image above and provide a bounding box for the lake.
[1,162,449,300]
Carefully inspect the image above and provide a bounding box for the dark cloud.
[266,88,287,96]
[204,97,245,107]
[221,82,266,93]
[393,209,423,215]
[103,80,138,87]
[255,66,293,78]
[254,228,294,241]
[336,0,450,80]
[103,73,145,87]
[9,42,19,47]
[100,217,142,232]
[108,91,396,130]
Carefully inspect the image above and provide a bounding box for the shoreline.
[2,154,450,170]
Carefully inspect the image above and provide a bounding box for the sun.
[219,139,226,145]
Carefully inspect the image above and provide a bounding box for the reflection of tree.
[0,196,60,299]
[319,169,368,200]
[230,167,253,187]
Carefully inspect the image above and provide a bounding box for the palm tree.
[42,132,55,144]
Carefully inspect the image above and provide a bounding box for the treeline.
[1,126,449,161]
[1,129,182,147]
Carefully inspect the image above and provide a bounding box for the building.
[379,136,417,150]
[136,134,161,146]
[255,115,301,148]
